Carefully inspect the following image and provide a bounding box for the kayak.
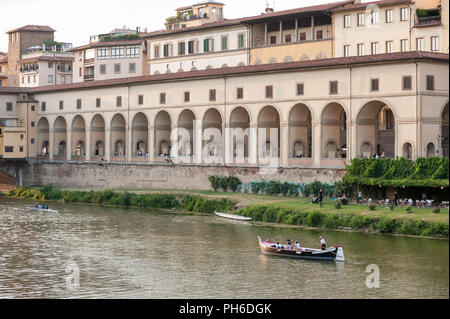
[26,206,59,213]
[215,211,252,221]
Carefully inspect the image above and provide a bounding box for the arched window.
[403,143,413,159]
[427,143,435,158]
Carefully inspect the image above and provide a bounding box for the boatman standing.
[320,236,326,250]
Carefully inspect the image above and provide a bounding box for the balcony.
[84,74,94,81]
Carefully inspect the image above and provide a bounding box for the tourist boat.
[26,206,59,213]
[215,211,252,221]
[257,236,345,262]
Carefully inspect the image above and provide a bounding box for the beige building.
[165,2,225,30]
[333,0,449,57]
[70,39,147,83]
[0,88,38,160]
[0,53,7,87]
[6,52,445,169]
[18,51,73,87]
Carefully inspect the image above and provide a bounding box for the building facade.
[0,52,444,167]
[0,53,7,87]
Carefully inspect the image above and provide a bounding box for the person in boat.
[320,236,326,250]
[34,203,39,208]
[42,204,46,209]
[295,240,301,250]
[286,239,292,250]
[276,242,283,249]
[45,204,49,210]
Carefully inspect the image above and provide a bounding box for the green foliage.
[100,34,140,42]
[433,207,440,214]
[343,158,449,188]
[406,206,413,214]
[369,204,376,211]
[335,201,342,209]
[208,176,242,192]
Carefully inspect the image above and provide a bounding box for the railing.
[84,74,94,80]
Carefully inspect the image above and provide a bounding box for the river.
[0,197,448,299]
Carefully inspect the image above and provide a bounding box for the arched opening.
[403,142,413,159]
[230,107,250,159]
[54,116,67,158]
[427,142,436,158]
[91,114,105,158]
[356,101,395,158]
[110,114,126,158]
[132,112,148,158]
[289,104,312,159]
[154,111,171,156]
[177,109,195,157]
[361,142,373,158]
[72,115,86,159]
[202,108,222,159]
[321,103,347,159]
[258,106,280,159]
[442,103,449,157]
[37,117,49,157]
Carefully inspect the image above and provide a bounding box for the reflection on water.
[0,197,448,299]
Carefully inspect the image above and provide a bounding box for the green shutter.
[211,39,214,52]
[204,39,208,52]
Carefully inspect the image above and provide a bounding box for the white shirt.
[320,238,326,245]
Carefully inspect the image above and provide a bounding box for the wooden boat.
[215,211,252,221]
[258,236,345,262]
[26,206,59,213]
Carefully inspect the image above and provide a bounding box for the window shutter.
[204,39,208,52]
[211,39,214,52]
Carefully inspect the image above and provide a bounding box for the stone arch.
[165,69,172,74]
[356,100,396,158]
[154,71,160,75]
[91,114,105,157]
[321,102,348,159]
[426,142,436,158]
[360,140,373,158]
[54,116,67,157]
[315,52,326,59]
[237,62,246,67]
[110,114,126,157]
[205,65,213,70]
[177,68,184,73]
[268,57,278,64]
[71,115,86,158]
[37,117,49,156]
[154,110,172,156]
[230,106,250,158]
[202,108,223,158]
[403,142,413,159]
[289,103,312,158]
[132,112,149,156]
[190,67,198,71]
[258,105,280,158]
[283,56,294,63]
[254,59,262,65]
[221,64,229,68]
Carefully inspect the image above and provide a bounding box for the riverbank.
[4,185,448,238]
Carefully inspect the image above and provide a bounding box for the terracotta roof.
[331,0,412,12]
[18,56,74,63]
[143,0,353,38]
[0,55,7,63]
[24,51,448,94]
[68,39,144,52]
[0,87,23,94]
[6,25,55,34]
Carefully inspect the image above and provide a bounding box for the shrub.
[406,206,413,214]
[432,207,440,214]
[227,176,241,192]
[335,201,342,209]
[306,211,323,227]
[377,217,397,233]
[208,176,221,192]
[369,204,376,211]
[390,204,395,211]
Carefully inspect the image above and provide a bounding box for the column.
[264,22,268,45]
[222,124,228,165]
[148,126,155,162]
[126,125,132,163]
[66,128,72,161]
[249,123,258,164]
[86,127,91,161]
[170,126,178,159]
[194,120,202,164]
[49,128,54,161]
[105,126,111,162]
[311,16,315,41]
[279,21,283,44]
[280,122,289,167]
[295,19,299,42]
[312,122,321,168]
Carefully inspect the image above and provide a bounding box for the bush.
[369,204,376,211]
[208,176,221,192]
[306,211,324,227]
[406,206,413,214]
[335,201,342,209]
[432,207,440,214]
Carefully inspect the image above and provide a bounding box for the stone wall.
[8,162,346,190]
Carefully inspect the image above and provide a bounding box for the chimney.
[265,7,274,13]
